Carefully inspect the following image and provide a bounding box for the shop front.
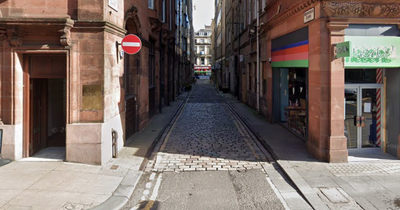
[194,66,212,76]
[341,29,400,158]
[272,27,309,139]
[271,27,308,139]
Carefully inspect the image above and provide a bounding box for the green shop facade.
[342,26,400,159]
[270,24,400,162]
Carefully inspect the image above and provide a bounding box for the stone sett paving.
[147,80,270,172]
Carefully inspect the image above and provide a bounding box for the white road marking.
[150,173,163,201]
[145,182,152,189]
[149,172,156,181]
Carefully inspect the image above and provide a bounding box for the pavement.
[222,93,400,210]
[0,93,187,210]
[1,80,400,210]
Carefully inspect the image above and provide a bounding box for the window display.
[280,68,307,137]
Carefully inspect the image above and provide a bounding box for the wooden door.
[30,79,47,155]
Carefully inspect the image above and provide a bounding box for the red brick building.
[0,0,194,165]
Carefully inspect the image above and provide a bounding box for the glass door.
[345,85,382,149]
[345,87,358,148]
[361,87,381,148]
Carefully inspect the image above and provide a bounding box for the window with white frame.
[253,0,257,19]
[262,0,266,11]
[149,0,154,9]
[162,0,166,22]
[248,0,251,24]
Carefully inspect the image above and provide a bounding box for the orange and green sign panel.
[271,40,309,68]
[344,36,400,68]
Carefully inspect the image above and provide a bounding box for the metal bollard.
[111,129,118,158]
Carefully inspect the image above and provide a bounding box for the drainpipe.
[256,0,260,113]
[237,0,241,100]
[159,28,163,113]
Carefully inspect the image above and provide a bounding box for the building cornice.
[267,0,318,29]
[267,1,400,30]
[0,18,75,47]
[74,21,126,37]
[322,1,400,18]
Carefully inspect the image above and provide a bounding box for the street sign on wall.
[335,41,351,58]
[304,8,315,23]
[121,34,142,55]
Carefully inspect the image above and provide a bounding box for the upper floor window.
[262,0,266,11]
[149,0,154,9]
[162,0,166,22]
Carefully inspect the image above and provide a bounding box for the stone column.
[326,22,349,163]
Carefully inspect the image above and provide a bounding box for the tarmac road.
[127,170,285,210]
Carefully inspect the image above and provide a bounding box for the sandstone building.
[0,0,194,165]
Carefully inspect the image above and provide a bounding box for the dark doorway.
[25,54,67,157]
[29,78,66,156]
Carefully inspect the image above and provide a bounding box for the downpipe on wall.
[256,0,260,113]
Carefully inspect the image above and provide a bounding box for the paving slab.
[223,92,400,210]
[0,97,185,210]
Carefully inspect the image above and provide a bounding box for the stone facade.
[221,0,400,162]
[194,26,212,76]
[212,0,226,91]
[0,0,194,165]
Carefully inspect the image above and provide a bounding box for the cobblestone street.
[148,80,270,172]
[125,79,294,210]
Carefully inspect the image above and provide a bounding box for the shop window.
[280,68,307,138]
[345,69,377,83]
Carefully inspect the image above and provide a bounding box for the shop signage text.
[345,36,400,68]
[82,85,103,110]
[335,41,351,58]
[304,8,315,24]
[194,66,211,70]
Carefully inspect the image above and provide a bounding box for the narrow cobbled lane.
[125,80,289,210]
[153,80,269,172]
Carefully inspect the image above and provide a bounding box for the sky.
[193,0,215,32]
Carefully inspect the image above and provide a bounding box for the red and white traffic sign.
[121,34,142,55]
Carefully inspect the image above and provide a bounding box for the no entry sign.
[121,34,142,55]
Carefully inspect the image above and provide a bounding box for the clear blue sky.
[193,0,214,31]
